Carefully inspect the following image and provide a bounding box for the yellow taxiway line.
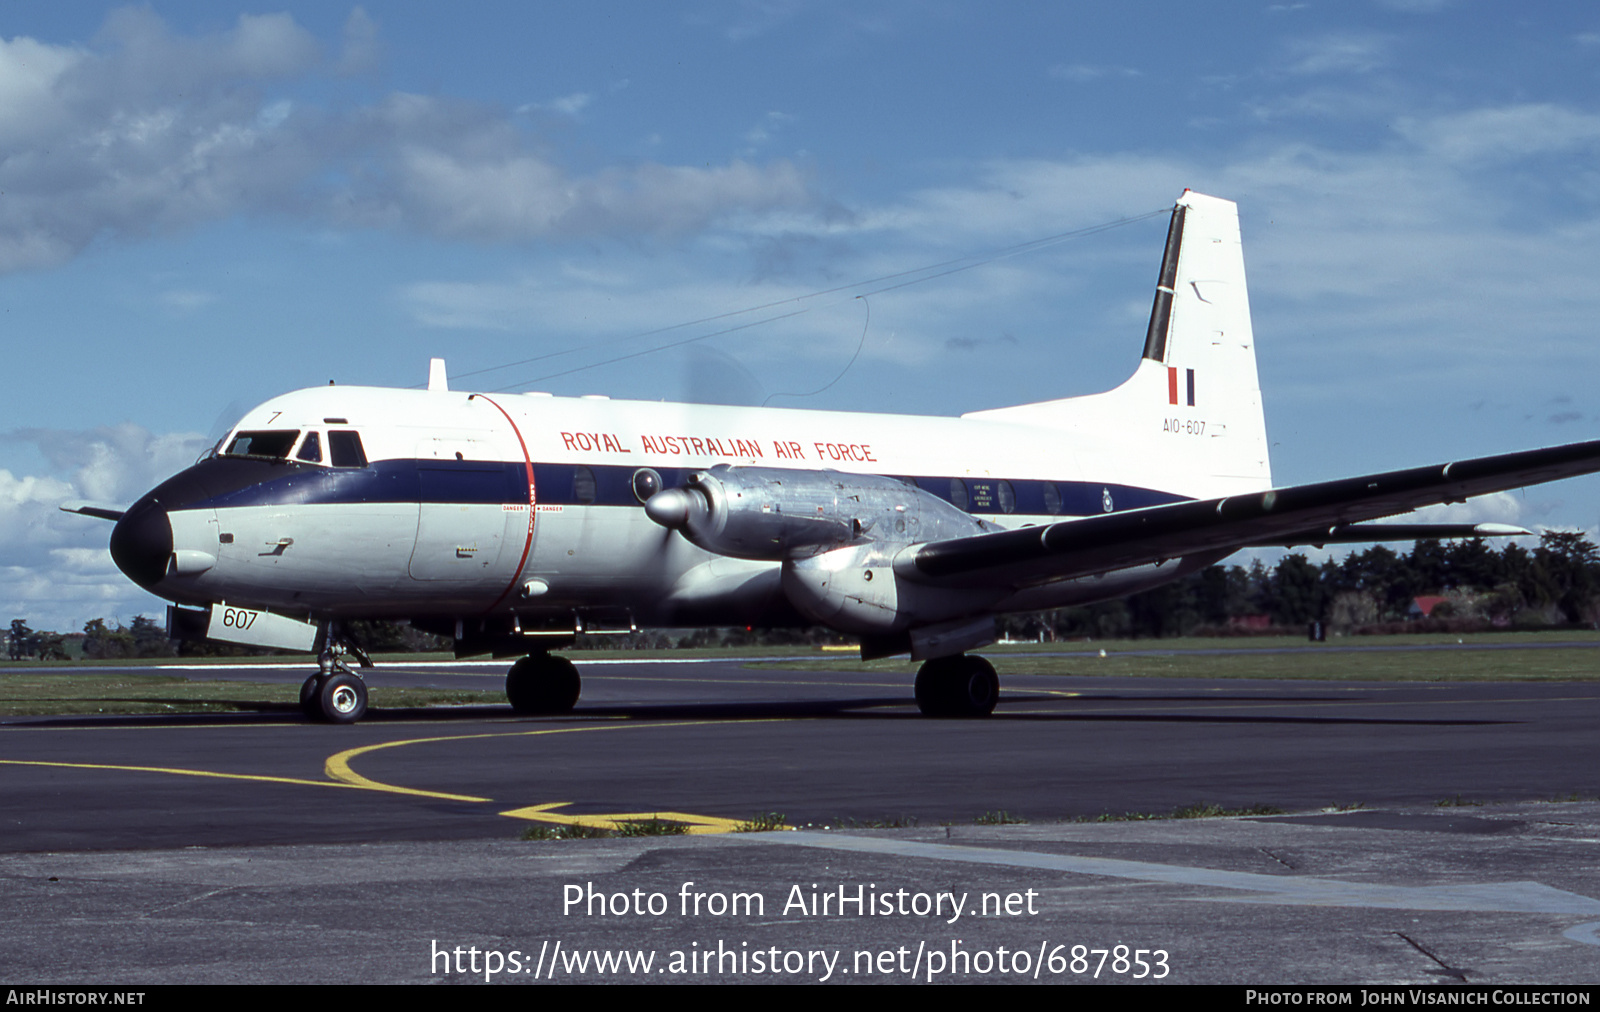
[0,758,354,791]
[3,719,796,830]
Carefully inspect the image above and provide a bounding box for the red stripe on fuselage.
[470,394,537,615]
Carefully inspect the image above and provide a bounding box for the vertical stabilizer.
[963,191,1272,498]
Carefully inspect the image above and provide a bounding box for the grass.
[521,813,790,839]
[0,642,862,672]
[1081,802,1287,822]
[520,818,692,840]
[826,815,920,829]
[0,651,457,669]
[1434,794,1484,808]
[733,812,788,833]
[613,818,691,837]
[0,671,500,717]
[974,810,1028,825]
[758,631,1600,683]
[6,631,1599,718]
[521,823,611,841]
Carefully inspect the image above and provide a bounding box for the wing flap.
[909,439,1600,586]
[1248,522,1531,548]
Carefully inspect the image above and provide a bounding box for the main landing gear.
[915,654,999,718]
[506,652,581,715]
[301,628,372,724]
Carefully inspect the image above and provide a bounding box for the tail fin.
[964,190,1272,498]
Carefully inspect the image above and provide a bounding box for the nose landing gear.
[300,624,372,723]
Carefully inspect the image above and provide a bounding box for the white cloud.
[0,11,818,273]
[0,34,84,142]
[1283,33,1392,75]
[1047,64,1140,82]
[1394,104,1600,163]
[336,7,381,76]
[720,0,807,43]
[11,424,209,504]
[743,110,794,151]
[398,87,1600,411]
[545,93,593,117]
[0,426,208,632]
[371,143,809,241]
[1372,0,1451,11]
[1407,493,1526,527]
[159,289,218,312]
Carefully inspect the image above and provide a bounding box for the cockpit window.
[295,431,323,463]
[328,430,368,468]
[224,431,300,459]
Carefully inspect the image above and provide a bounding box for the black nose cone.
[109,497,172,588]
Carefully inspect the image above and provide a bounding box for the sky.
[3,1,1600,632]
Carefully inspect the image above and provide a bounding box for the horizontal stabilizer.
[909,440,1600,586]
[59,501,126,522]
[1249,522,1532,548]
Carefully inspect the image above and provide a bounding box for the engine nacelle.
[643,465,990,562]
[779,541,1005,636]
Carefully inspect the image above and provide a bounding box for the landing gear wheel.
[299,674,322,718]
[506,654,581,715]
[315,672,368,724]
[915,655,999,718]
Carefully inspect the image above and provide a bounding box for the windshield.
[223,430,301,460]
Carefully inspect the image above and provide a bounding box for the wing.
[59,501,127,522]
[906,439,1600,587]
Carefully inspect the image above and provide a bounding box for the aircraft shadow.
[3,695,1512,728]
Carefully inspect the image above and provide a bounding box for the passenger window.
[997,480,1016,514]
[328,431,368,468]
[574,466,597,505]
[296,431,322,463]
[224,431,300,459]
[1042,482,1062,516]
[949,478,969,512]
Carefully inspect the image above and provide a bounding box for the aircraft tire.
[299,674,322,718]
[915,655,998,718]
[506,654,581,715]
[316,672,368,724]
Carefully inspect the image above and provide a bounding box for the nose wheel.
[301,672,368,723]
[914,654,999,717]
[506,653,581,715]
[300,624,371,723]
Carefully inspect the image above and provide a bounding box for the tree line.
[998,531,1600,642]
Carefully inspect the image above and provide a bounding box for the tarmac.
[5,798,1600,985]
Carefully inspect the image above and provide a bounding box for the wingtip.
[1472,523,1533,537]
